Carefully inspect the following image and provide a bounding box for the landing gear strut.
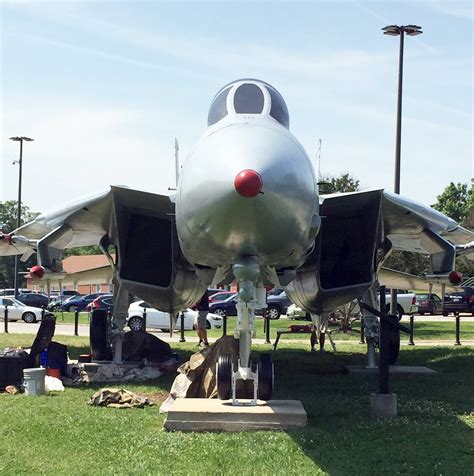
[215,256,274,405]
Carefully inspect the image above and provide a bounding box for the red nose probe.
[234,169,263,197]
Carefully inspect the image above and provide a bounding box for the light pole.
[9,136,34,299]
[382,24,422,316]
[382,24,423,193]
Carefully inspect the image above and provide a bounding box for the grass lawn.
[52,311,90,325]
[0,334,473,475]
[49,313,474,343]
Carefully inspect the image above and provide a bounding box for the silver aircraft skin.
[176,79,319,271]
[1,78,473,401]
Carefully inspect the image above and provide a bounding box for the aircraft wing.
[320,189,474,260]
[0,186,205,313]
[379,267,460,294]
[0,188,114,257]
[381,191,473,254]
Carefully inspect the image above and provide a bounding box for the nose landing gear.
[215,257,274,405]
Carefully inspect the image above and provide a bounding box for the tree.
[432,182,471,223]
[0,201,40,289]
[63,245,102,258]
[319,172,360,194]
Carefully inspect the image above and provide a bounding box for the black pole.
[222,314,227,336]
[379,286,389,394]
[4,306,8,334]
[143,307,147,331]
[389,30,405,319]
[408,313,415,346]
[74,310,79,336]
[455,314,461,346]
[179,312,186,342]
[265,311,271,344]
[394,29,405,195]
[41,307,45,321]
[359,316,365,344]
[13,140,23,300]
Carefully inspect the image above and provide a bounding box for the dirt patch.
[139,390,169,403]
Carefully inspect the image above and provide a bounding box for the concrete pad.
[164,398,307,432]
[344,365,437,375]
[370,393,397,418]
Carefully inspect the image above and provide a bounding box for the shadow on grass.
[272,345,474,474]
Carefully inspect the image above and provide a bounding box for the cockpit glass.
[233,84,265,114]
[208,87,231,126]
[268,87,290,128]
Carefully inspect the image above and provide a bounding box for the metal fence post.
[4,306,8,334]
[74,310,79,336]
[143,307,147,331]
[379,286,389,394]
[408,314,415,346]
[359,316,365,344]
[222,314,227,337]
[41,308,45,321]
[455,314,461,346]
[264,311,271,344]
[179,312,186,342]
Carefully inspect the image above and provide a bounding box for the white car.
[286,303,308,320]
[127,301,223,332]
[0,297,45,323]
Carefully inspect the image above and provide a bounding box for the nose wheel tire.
[257,353,274,401]
[217,354,232,400]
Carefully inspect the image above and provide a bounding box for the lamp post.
[9,136,34,299]
[382,24,422,316]
[382,24,423,193]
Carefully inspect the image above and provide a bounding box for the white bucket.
[23,368,46,396]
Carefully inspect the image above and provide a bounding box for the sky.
[1,0,472,215]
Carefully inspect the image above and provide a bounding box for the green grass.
[0,334,473,475]
[51,311,90,325]
[206,317,474,342]
[48,313,474,342]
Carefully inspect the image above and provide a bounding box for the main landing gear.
[216,257,274,405]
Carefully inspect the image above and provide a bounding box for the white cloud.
[1,100,178,212]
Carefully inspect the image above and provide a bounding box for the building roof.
[62,254,114,274]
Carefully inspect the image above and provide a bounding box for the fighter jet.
[1,78,473,402]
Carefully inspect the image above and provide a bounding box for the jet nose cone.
[234,169,263,197]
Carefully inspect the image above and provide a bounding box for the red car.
[209,291,235,303]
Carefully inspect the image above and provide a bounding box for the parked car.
[127,301,223,331]
[207,288,229,297]
[0,297,48,323]
[50,290,81,297]
[48,295,77,311]
[209,291,235,303]
[379,289,418,317]
[286,304,310,320]
[16,292,49,309]
[255,288,292,320]
[209,293,239,317]
[415,293,443,315]
[443,288,474,316]
[87,294,114,313]
[0,288,36,296]
[60,293,109,312]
